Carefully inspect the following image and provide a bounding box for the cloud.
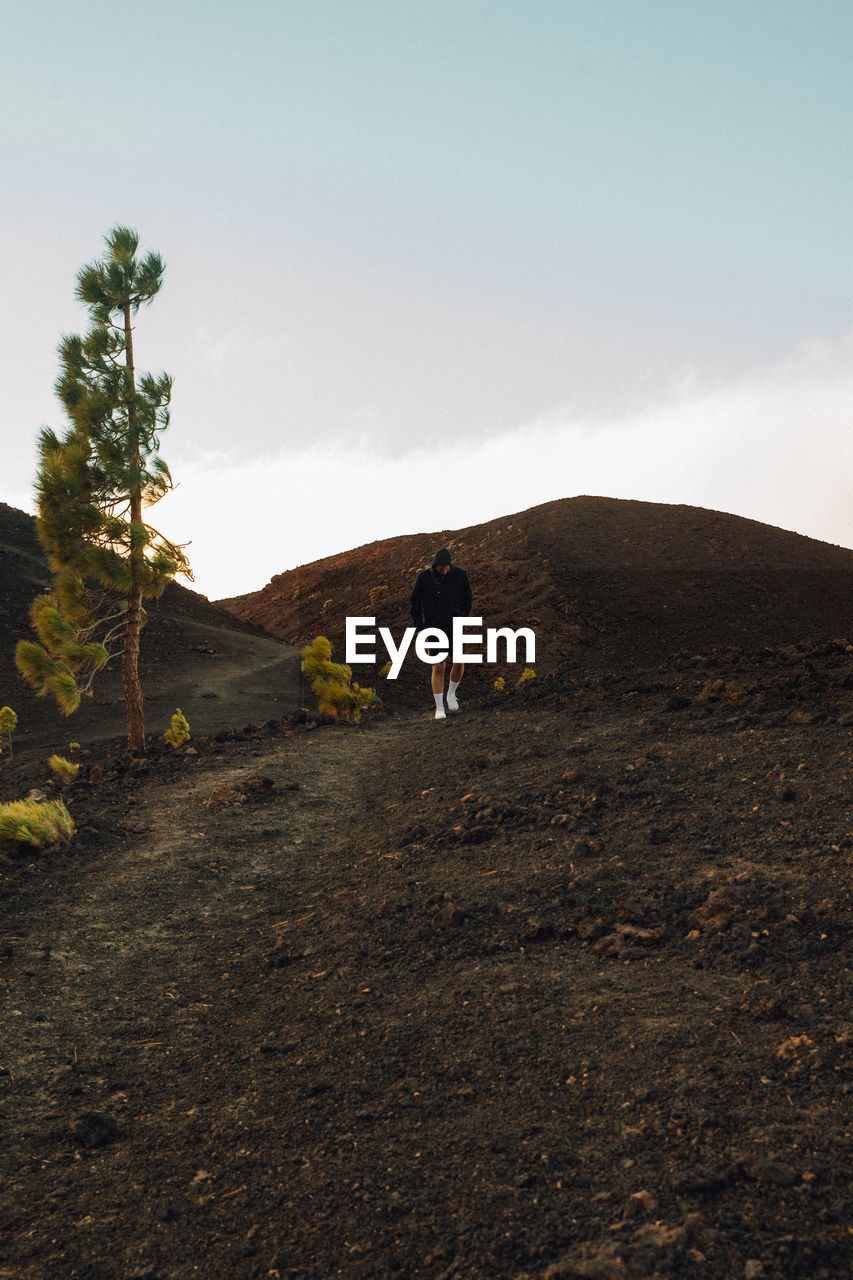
[111,331,853,600]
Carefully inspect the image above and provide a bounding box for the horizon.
[6,489,853,607]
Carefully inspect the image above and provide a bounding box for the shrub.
[0,707,18,758]
[517,668,536,687]
[301,636,379,723]
[49,754,80,783]
[378,660,392,679]
[164,708,191,748]
[493,676,506,692]
[0,798,75,853]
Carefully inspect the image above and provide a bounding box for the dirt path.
[13,626,304,758]
[1,713,398,1112]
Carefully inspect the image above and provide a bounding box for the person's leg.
[447,662,464,711]
[432,659,447,719]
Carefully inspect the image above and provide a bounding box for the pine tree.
[15,226,190,754]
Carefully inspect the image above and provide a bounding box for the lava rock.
[70,1111,119,1148]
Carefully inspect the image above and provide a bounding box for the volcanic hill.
[220,495,853,684]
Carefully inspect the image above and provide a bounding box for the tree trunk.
[123,581,145,753]
[123,302,146,755]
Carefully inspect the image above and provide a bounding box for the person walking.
[410,547,473,719]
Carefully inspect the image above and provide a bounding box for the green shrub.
[164,708,191,748]
[301,636,379,723]
[48,754,80,783]
[0,706,18,758]
[517,667,536,687]
[0,798,75,853]
[493,676,506,692]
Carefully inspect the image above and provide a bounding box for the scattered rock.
[614,922,664,945]
[519,917,556,944]
[754,996,787,1021]
[631,1221,687,1251]
[787,709,825,725]
[119,819,152,835]
[740,1157,797,1186]
[691,886,740,931]
[205,783,244,806]
[577,918,609,942]
[776,1034,816,1061]
[591,932,627,959]
[70,1111,119,1148]
[239,773,275,793]
[434,901,466,929]
[623,1189,658,1218]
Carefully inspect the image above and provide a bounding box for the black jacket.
[410,564,473,630]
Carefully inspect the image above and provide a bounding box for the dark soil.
[1,498,851,1279]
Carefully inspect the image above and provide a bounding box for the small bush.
[378,660,392,679]
[0,706,18,758]
[301,636,379,723]
[493,676,506,692]
[49,754,80,783]
[164,708,191,748]
[0,798,75,853]
[517,668,536,687]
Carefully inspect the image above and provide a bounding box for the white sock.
[433,692,446,719]
[447,679,460,710]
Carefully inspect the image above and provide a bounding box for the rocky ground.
[1,496,851,1278]
[1,635,851,1279]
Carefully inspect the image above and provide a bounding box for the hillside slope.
[220,497,853,683]
[0,502,300,755]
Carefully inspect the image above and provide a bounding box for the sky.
[3,1,853,598]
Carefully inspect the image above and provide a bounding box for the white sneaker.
[435,706,446,720]
[446,694,459,712]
